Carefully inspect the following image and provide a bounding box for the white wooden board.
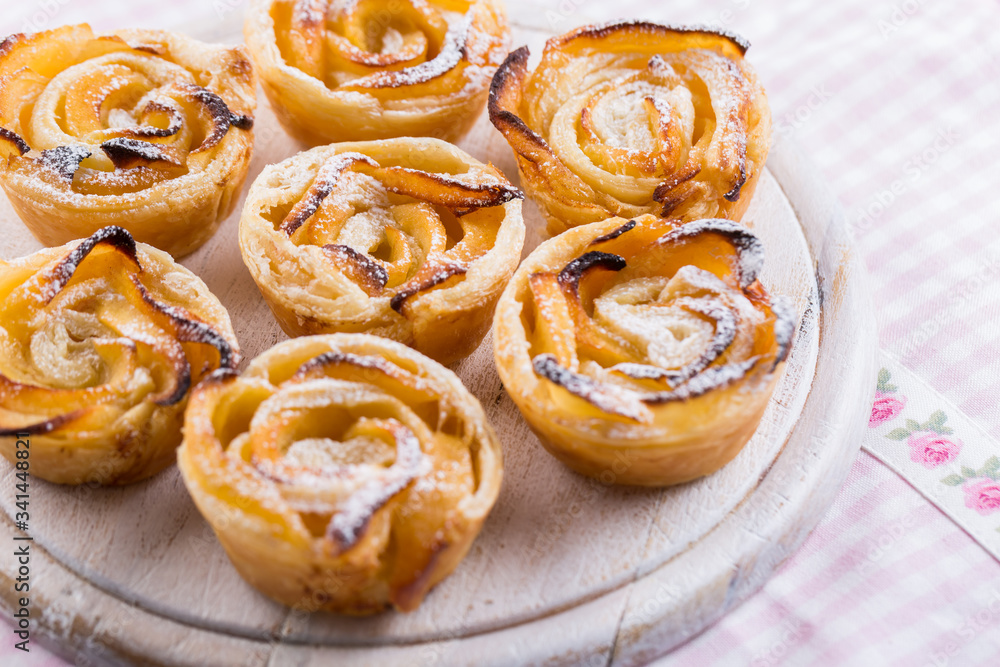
[0,8,876,666]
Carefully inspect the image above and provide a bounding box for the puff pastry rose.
[0,227,240,485]
[489,21,771,235]
[240,137,524,365]
[493,215,794,486]
[0,24,256,257]
[244,0,509,144]
[178,334,502,613]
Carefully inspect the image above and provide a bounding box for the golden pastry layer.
[240,137,524,365]
[178,334,502,613]
[244,0,509,144]
[0,24,256,257]
[0,227,240,485]
[493,215,794,486]
[489,21,771,235]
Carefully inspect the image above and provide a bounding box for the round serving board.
[0,7,876,666]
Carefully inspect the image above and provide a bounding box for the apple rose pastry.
[489,21,771,235]
[0,226,240,485]
[244,0,509,144]
[494,215,795,486]
[240,137,524,365]
[0,24,256,257]
[178,334,502,613]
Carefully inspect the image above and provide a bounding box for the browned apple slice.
[281,152,378,236]
[343,19,469,91]
[390,263,467,314]
[528,272,578,371]
[34,144,92,183]
[325,418,425,550]
[172,83,253,154]
[291,351,439,410]
[618,219,763,291]
[322,244,389,296]
[101,137,184,171]
[550,20,749,59]
[0,127,28,159]
[490,48,606,210]
[555,251,637,366]
[532,353,651,423]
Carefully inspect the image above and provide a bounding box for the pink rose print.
[962,478,1000,516]
[869,391,906,427]
[907,432,962,468]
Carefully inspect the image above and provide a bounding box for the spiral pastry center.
[0,227,237,436]
[274,0,474,91]
[0,26,253,196]
[526,218,794,424]
[489,21,770,233]
[234,374,429,549]
[210,347,476,555]
[270,151,520,310]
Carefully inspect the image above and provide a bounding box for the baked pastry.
[0,24,256,257]
[244,0,509,145]
[0,226,240,485]
[493,214,794,486]
[178,333,502,613]
[489,21,771,235]
[239,137,524,365]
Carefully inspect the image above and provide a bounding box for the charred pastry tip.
[0,127,30,155]
[769,296,797,369]
[590,220,636,245]
[489,46,530,104]
[131,275,240,371]
[199,367,240,388]
[326,422,426,551]
[557,251,627,289]
[0,33,25,59]
[0,411,76,437]
[660,219,763,289]
[390,264,467,313]
[555,19,750,56]
[229,113,254,130]
[101,137,180,170]
[488,47,530,125]
[128,42,165,55]
[44,226,138,302]
[38,144,91,182]
[280,152,378,236]
[654,165,703,204]
[186,85,246,151]
[487,48,554,161]
[292,351,386,380]
[723,165,748,202]
[322,244,388,295]
[643,357,759,404]
[153,364,192,407]
[532,354,647,422]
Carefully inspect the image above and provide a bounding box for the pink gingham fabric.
[3,0,1000,665]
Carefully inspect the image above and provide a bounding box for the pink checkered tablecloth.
[3,0,1000,665]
